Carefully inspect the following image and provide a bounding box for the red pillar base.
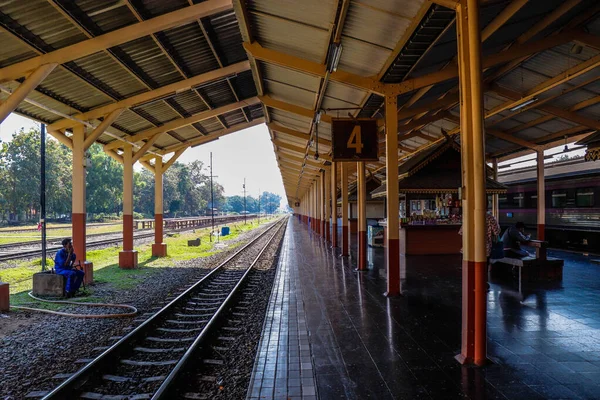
[119,250,139,269]
[458,259,488,367]
[0,282,9,312]
[384,238,400,296]
[152,243,168,257]
[325,222,330,242]
[82,261,94,285]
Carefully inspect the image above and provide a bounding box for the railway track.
[0,232,157,262]
[0,220,224,262]
[0,229,154,252]
[39,217,287,400]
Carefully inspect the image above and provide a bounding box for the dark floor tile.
[493,384,546,400]
[529,384,584,399]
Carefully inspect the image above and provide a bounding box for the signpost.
[331,118,379,162]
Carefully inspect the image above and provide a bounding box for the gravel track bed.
[0,222,276,400]
[69,220,285,398]
[173,221,287,399]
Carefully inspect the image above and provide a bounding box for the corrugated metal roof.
[1,0,88,50]
[251,12,328,63]
[248,0,337,31]
[265,80,315,110]
[117,36,183,87]
[337,36,391,77]
[0,30,38,68]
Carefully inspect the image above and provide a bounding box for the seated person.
[54,238,85,297]
[501,222,531,258]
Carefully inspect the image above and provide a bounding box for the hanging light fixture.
[563,135,569,153]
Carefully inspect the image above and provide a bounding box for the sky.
[0,113,288,208]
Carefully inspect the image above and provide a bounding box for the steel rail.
[153,217,287,399]
[42,217,286,399]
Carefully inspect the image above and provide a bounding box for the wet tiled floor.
[251,218,600,399]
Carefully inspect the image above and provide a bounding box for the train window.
[576,188,594,207]
[552,190,568,207]
[498,195,508,209]
[513,193,525,208]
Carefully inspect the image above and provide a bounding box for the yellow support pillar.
[71,125,93,284]
[152,157,167,257]
[537,150,546,259]
[324,166,331,243]
[385,95,400,296]
[357,162,367,270]
[341,163,349,256]
[319,171,325,238]
[456,0,488,367]
[119,144,138,269]
[331,162,338,248]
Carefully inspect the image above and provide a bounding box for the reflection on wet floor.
[285,217,600,399]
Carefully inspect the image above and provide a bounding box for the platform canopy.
[0,0,265,163]
[234,0,600,205]
[0,1,599,201]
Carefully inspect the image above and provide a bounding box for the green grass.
[3,217,277,307]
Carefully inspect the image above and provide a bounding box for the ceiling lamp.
[509,97,538,112]
[563,135,569,153]
[326,42,343,73]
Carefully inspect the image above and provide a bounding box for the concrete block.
[152,243,167,257]
[32,271,65,297]
[83,261,93,285]
[119,250,138,269]
[188,238,201,247]
[0,282,9,312]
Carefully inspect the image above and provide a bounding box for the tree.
[86,143,123,216]
[0,128,71,221]
[260,191,282,214]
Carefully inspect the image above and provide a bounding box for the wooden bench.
[490,240,563,291]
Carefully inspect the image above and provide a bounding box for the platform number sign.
[332,118,379,161]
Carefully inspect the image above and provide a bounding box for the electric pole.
[258,189,261,225]
[243,178,247,225]
[210,152,215,242]
[41,123,47,271]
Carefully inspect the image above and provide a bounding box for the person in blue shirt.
[54,238,85,297]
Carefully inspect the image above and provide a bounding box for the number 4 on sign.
[347,124,364,154]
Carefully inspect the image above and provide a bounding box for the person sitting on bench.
[501,222,531,258]
[54,238,85,298]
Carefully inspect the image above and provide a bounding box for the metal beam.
[163,148,186,171]
[260,96,333,124]
[83,108,124,150]
[273,139,332,161]
[248,30,579,97]
[269,122,332,147]
[244,42,385,95]
[486,129,539,150]
[158,118,265,155]
[0,0,233,83]
[104,97,259,150]
[0,63,57,123]
[491,85,600,131]
[488,54,600,118]
[48,61,250,131]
